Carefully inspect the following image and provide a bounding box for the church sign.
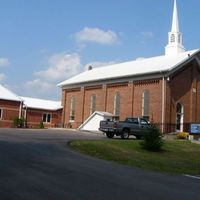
[190,123,200,134]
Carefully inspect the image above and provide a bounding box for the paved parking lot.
[0,128,199,200]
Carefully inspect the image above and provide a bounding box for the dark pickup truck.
[99,117,151,139]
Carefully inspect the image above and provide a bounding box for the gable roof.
[0,84,22,102]
[21,96,62,111]
[78,111,114,131]
[58,49,200,87]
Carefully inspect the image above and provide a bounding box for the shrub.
[177,132,189,140]
[140,125,164,152]
[39,121,44,129]
[13,117,25,128]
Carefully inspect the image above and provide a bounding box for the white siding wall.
[80,112,112,131]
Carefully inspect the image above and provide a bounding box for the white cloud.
[24,51,117,99]
[0,73,6,82]
[25,79,54,90]
[35,53,82,82]
[23,79,60,100]
[22,52,82,99]
[75,27,119,45]
[84,61,116,71]
[0,58,9,67]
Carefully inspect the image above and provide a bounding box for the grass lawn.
[69,140,200,175]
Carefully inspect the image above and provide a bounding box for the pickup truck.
[99,117,151,139]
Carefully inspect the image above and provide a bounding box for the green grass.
[69,140,200,175]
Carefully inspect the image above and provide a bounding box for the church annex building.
[58,0,200,133]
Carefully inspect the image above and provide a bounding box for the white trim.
[24,107,27,121]
[42,113,52,123]
[19,101,23,118]
[161,77,165,133]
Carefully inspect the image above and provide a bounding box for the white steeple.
[165,0,185,55]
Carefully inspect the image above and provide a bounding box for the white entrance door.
[176,103,184,132]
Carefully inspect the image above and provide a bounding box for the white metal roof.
[21,96,62,111]
[58,49,199,87]
[78,111,113,131]
[0,84,22,102]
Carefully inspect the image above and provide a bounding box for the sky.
[0,0,199,100]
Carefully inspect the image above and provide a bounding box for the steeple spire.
[171,0,179,32]
[165,0,185,55]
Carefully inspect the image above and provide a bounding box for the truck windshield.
[126,118,139,124]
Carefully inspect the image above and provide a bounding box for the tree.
[140,125,164,151]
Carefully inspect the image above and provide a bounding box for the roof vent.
[88,65,92,70]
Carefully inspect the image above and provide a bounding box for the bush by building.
[140,125,164,152]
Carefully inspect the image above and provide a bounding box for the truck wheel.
[121,129,129,139]
[106,132,114,138]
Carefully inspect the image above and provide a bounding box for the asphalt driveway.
[0,128,199,200]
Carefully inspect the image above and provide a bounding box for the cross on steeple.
[165,0,185,55]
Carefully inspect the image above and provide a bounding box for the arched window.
[176,103,184,131]
[70,97,75,121]
[142,90,150,120]
[90,94,96,115]
[114,92,120,116]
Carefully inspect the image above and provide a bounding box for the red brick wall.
[133,80,162,123]
[83,86,104,121]
[197,66,200,122]
[0,100,21,128]
[63,88,82,128]
[106,82,131,120]
[61,61,200,132]
[166,61,200,132]
[62,80,163,129]
[169,67,192,124]
[25,108,62,128]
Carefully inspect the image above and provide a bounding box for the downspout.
[161,73,165,133]
[81,86,85,124]
[62,90,66,128]
[24,106,27,128]
[19,100,23,118]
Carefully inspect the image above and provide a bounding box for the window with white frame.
[90,94,96,115]
[142,90,150,120]
[0,109,2,119]
[114,92,120,116]
[70,97,76,121]
[42,113,51,123]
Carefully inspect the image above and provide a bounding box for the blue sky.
[0,0,199,100]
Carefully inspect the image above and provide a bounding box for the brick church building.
[0,84,62,128]
[59,0,200,133]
